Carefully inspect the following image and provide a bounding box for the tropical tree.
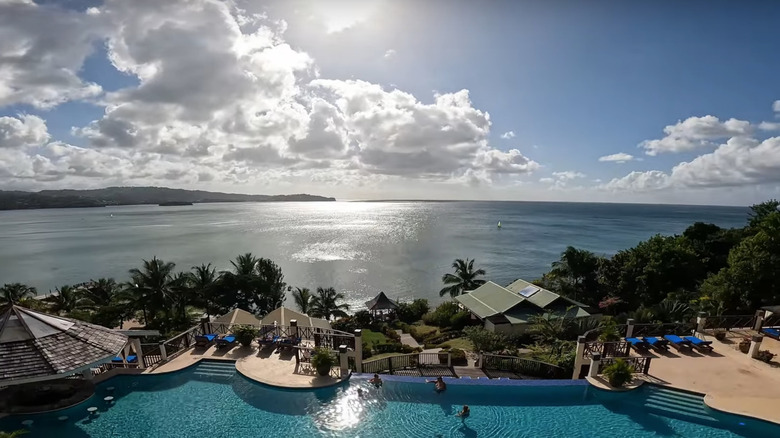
[44,285,84,315]
[0,283,37,305]
[81,278,126,328]
[219,253,286,315]
[439,258,486,298]
[189,263,221,317]
[253,258,286,314]
[293,287,313,314]
[310,287,349,320]
[121,257,176,325]
[546,246,604,305]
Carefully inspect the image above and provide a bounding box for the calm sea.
[0,201,749,309]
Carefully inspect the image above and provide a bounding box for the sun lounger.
[642,337,669,350]
[195,333,218,347]
[762,328,780,339]
[258,335,278,347]
[684,336,713,351]
[664,335,692,350]
[215,335,236,349]
[626,337,649,350]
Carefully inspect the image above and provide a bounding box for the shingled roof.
[365,291,399,311]
[0,305,128,385]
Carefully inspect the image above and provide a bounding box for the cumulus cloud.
[774,100,780,113]
[384,49,396,59]
[0,115,49,148]
[0,0,103,109]
[598,152,634,163]
[602,170,671,191]
[540,170,586,190]
[500,131,515,139]
[639,115,752,156]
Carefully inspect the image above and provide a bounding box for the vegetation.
[755,350,777,363]
[0,430,28,438]
[310,347,337,376]
[310,287,350,320]
[534,200,780,318]
[602,359,634,388]
[396,299,430,323]
[292,287,313,314]
[463,326,508,352]
[232,325,259,347]
[439,258,486,298]
[0,283,37,306]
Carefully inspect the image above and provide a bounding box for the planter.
[738,340,750,354]
[608,377,623,388]
[316,364,331,377]
[714,331,726,341]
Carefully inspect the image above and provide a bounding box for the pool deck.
[633,331,780,424]
[144,342,344,389]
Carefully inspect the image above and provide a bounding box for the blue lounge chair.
[642,337,669,350]
[216,335,236,349]
[111,355,137,367]
[684,336,713,351]
[195,333,218,347]
[626,337,649,350]
[762,328,780,340]
[664,335,692,350]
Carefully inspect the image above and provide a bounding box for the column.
[588,353,601,378]
[159,342,168,361]
[748,334,764,359]
[82,368,94,380]
[131,338,145,369]
[626,319,635,339]
[572,336,587,379]
[200,317,209,335]
[290,319,299,339]
[696,312,708,334]
[339,344,349,379]
[753,310,765,331]
[354,329,363,373]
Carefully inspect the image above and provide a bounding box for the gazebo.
[261,306,331,330]
[212,308,262,326]
[365,291,399,320]
[0,305,128,386]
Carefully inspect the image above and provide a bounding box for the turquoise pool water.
[2,360,776,437]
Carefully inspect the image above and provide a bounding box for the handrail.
[480,353,567,379]
[598,356,652,374]
[703,314,756,330]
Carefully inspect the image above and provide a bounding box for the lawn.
[362,329,388,346]
[366,352,405,361]
[410,324,439,339]
[439,337,474,351]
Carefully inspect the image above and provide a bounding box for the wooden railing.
[362,352,451,374]
[763,313,780,328]
[631,322,695,338]
[141,343,163,368]
[598,356,652,374]
[205,322,355,349]
[163,325,204,360]
[703,315,756,331]
[480,353,567,379]
[583,341,630,359]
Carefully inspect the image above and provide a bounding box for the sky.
[1,0,780,205]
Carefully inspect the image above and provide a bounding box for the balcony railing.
[480,353,567,379]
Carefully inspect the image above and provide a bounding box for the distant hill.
[0,187,335,211]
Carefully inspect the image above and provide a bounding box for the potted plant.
[755,350,777,363]
[738,337,751,354]
[232,325,259,348]
[714,330,727,341]
[311,347,336,376]
[602,359,634,388]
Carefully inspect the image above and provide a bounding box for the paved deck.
[145,343,344,389]
[397,330,420,349]
[634,331,780,424]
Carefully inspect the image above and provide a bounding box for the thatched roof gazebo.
[365,291,399,319]
[0,305,128,386]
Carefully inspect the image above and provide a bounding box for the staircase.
[191,360,236,382]
[641,385,719,425]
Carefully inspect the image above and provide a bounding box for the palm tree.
[292,287,312,314]
[44,285,84,315]
[439,258,486,298]
[81,278,119,308]
[121,257,176,325]
[0,430,28,438]
[189,263,220,317]
[220,253,260,312]
[0,283,37,305]
[310,287,349,320]
[548,246,602,303]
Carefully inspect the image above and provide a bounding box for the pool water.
[2,360,776,437]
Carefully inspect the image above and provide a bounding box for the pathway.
[396,330,420,348]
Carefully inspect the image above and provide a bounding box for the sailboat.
[497,221,502,229]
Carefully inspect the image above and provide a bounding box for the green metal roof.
[455,281,523,318]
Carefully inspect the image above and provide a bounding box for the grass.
[439,337,474,351]
[411,324,439,339]
[362,329,388,346]
[366,352,406,361]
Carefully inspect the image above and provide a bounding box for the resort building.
[455,278,597,334]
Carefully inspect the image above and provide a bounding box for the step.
[193,371,234,378]
[645,398,709,417]
[644,403,718,424]
[197,363,235,371]
[645,394,705,410]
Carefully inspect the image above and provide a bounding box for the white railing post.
[354,329,363,373]
[696,312,708,334]
[588,353,601,378]
[160,342,168,361]
[447,352,452,368]
[754,310,765,331]
[625,319,635,338]
[132,338,145,369]
[572,336,587,379]
[338,344,349,379]
[749,335,764,359]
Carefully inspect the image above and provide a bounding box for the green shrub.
[332,316,356,333]
[382,325,401,342]
[463,326,507,352]
[598,318,621,342]
[397,299,430,323]
[311,347,336,374]
[408,325,438,342]
[353,310,373,328]
[449,348,468,366]
[422,302,461,327]
[602,359,634,388]
[374,342,402,353]
[361,341,373,359]
[449,311,471,330]
[400,344,417,354]
[231,324,259,347]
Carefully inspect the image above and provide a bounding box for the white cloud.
[540,170,586,190]
[0,114,49,148]
[383,49,396,59]
[552,171,585,180]
[603,170,671,191]
[500,131,515,139]
[758,122,780,131]
[0,0,103,109]
[773,100,780,113]
[639,115,752,156]
[598,152,634,163]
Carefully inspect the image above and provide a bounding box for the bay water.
[0,201,749,309]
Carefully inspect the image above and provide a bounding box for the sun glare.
[309,0,383,34]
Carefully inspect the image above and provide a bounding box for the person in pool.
[456,405,470,419]
[369,374,383,387]
[426,376,447,392]
[357,388,364,398]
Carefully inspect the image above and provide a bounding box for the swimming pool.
[2,360,776,437]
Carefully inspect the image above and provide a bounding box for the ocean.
[0,201,750,309]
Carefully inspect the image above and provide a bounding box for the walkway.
[396,330,420,349]
[145,343,343,389]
